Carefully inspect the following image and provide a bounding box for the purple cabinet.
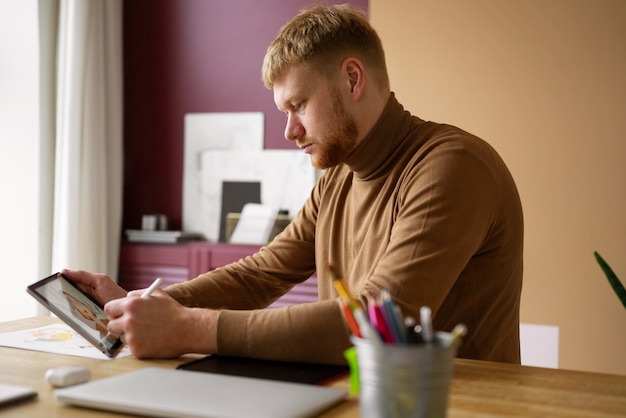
[119,242,318,308]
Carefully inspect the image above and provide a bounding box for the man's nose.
[284,115,304,141]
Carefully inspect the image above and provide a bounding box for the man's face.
[273,64,359,169]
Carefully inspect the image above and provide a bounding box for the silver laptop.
[55,367,348,418]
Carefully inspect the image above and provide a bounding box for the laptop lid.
[55,367,347,418]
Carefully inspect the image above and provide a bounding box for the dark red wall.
[122,0,369,231]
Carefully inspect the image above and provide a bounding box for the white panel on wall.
[183,112,317,242]
[197,150,316,242]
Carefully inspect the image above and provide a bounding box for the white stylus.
[141,277,163,298]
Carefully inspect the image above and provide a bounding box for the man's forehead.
[273,65,313,107]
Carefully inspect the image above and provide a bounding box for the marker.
[141,277,163,298]
[404,316,424,344]
[412,324,425,344]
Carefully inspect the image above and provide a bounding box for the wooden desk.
[0,317,357,418]
[1,317,625,417]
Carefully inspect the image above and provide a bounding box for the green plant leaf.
[594,251,626,311]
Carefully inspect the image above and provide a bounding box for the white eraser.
[45,366,91,388]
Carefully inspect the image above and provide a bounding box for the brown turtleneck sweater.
[166,94,524,365]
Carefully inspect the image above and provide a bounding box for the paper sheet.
[229,203,279,245]
[0,324,131,360]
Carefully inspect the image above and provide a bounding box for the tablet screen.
[26,273,123,357]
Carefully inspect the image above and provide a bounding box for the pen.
[420,306,434,343]
[141,277,163,298]
[447,323,467,347]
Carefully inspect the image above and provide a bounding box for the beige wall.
[370,0,626,375]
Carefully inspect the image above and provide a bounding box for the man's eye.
[293,102,304,112]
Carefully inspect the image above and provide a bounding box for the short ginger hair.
[262,4,389,90]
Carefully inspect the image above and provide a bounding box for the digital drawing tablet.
[177,354,349,385]
[26,273,124,357]
[55,367,348,418]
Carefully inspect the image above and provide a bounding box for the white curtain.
[51,0,123,277]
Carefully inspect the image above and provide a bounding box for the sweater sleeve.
[164,181,354,364]
[165,176,320,305]
[217,300,352,365]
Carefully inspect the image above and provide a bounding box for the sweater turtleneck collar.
[344,93,415,180]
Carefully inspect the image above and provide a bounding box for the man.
[65,4,523,365]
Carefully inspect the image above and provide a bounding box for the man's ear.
[343,57,366,100]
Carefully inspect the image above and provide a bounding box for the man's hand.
[61,269,127,305]
[104,288,219,358]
